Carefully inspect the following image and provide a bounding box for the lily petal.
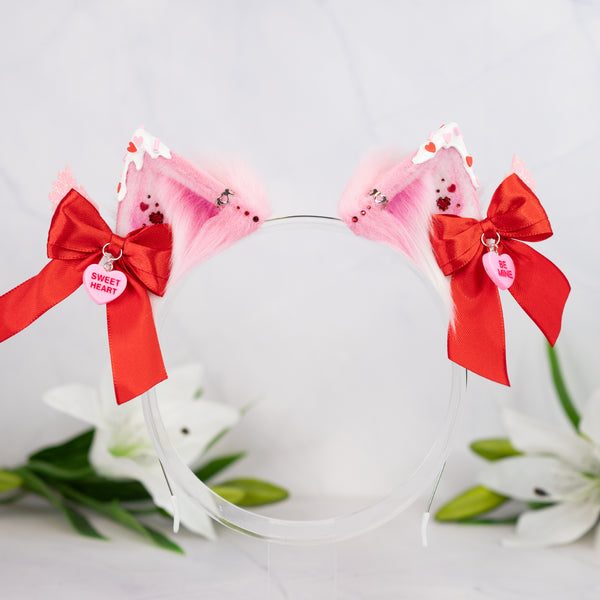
[43,383,102,427]
[166,484,216,540]
[155,364,206,407]
[478,456,591,502]
[89,430,147,480]
[503,501,600,547]
[580,389,600,451]
[503,408,597,473]
[91,438,216,538]
[165,400,240,466]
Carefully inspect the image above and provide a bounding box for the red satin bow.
[0,189,172,404]
[430,173,570,385]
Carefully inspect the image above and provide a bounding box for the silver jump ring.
[480,232,501,249]
[102,243,123,261]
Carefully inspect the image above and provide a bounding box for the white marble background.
[0,0,599,597]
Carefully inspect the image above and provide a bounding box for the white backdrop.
[0,0,599,508]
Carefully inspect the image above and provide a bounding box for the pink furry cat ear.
[338,123,480,303]
[115,127,271,286]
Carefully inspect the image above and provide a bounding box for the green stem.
[547,343,580,431]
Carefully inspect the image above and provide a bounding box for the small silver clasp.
[101,243,123,272]
[216,188,235,206]
[481,232,501,253]
[369,189,388,205]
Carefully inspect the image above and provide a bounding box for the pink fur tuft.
[49,166,92,212]
[509,155,536,192]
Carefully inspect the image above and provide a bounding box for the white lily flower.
[43,364,240,540]
[478,390,600,550]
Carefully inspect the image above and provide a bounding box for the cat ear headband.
[0,123,569,404]
[339,123,570,384]
[0,128,269,404]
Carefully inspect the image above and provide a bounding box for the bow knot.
[0,189,173,404]
[107,234,125,257]
[431,173,570,385]
[480,220,499,241]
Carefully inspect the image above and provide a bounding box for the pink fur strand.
[49,166,92,212]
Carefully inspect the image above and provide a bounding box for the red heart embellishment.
[117,182,122,193]
[466,156,473,167]
[424,142,436,153]
[127,142,137,153]
[447,184,456,193]
[140,202,149,212]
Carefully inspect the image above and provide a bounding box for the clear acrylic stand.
[142,216,464,545]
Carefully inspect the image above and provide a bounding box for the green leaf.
[470,438,521,461]
[203,426,233,453]
[453,516,519,525]
[194,452,246,483]
[67,475,151,503]
[435,486,509,522]
[215,478,289,506]
[547,343,580,431]
[211,485,246,505]
[0,470,23,493]
[527,500,554,510]
[28,429,94,471]
[56,484,183,554]
[27,459,94,480]
[12,467,106,539]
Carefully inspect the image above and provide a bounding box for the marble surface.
[1,0,600,597]
[1,498,599,600]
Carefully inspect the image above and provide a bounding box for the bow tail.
[0,260,88,342]
[448,259,510,385]
[507,241,570,346]
[106,281,167,404]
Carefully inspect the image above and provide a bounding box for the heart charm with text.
[83,264,128,304]
[482,252,515,290]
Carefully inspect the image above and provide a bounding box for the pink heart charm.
[132,135,143,149]
[482,252,515,290]
[443,132,452,144]
[83,264,127,305]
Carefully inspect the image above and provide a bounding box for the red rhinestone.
[244,210,250,216]
[367,205,371,210]
[360,210,366,216]
[352,216,358,222]
[253,216,259,222]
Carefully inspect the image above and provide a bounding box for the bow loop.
[121,225,172,297]
[487,174,553,241]
[47,190,112,260]
[431,216,483,275]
